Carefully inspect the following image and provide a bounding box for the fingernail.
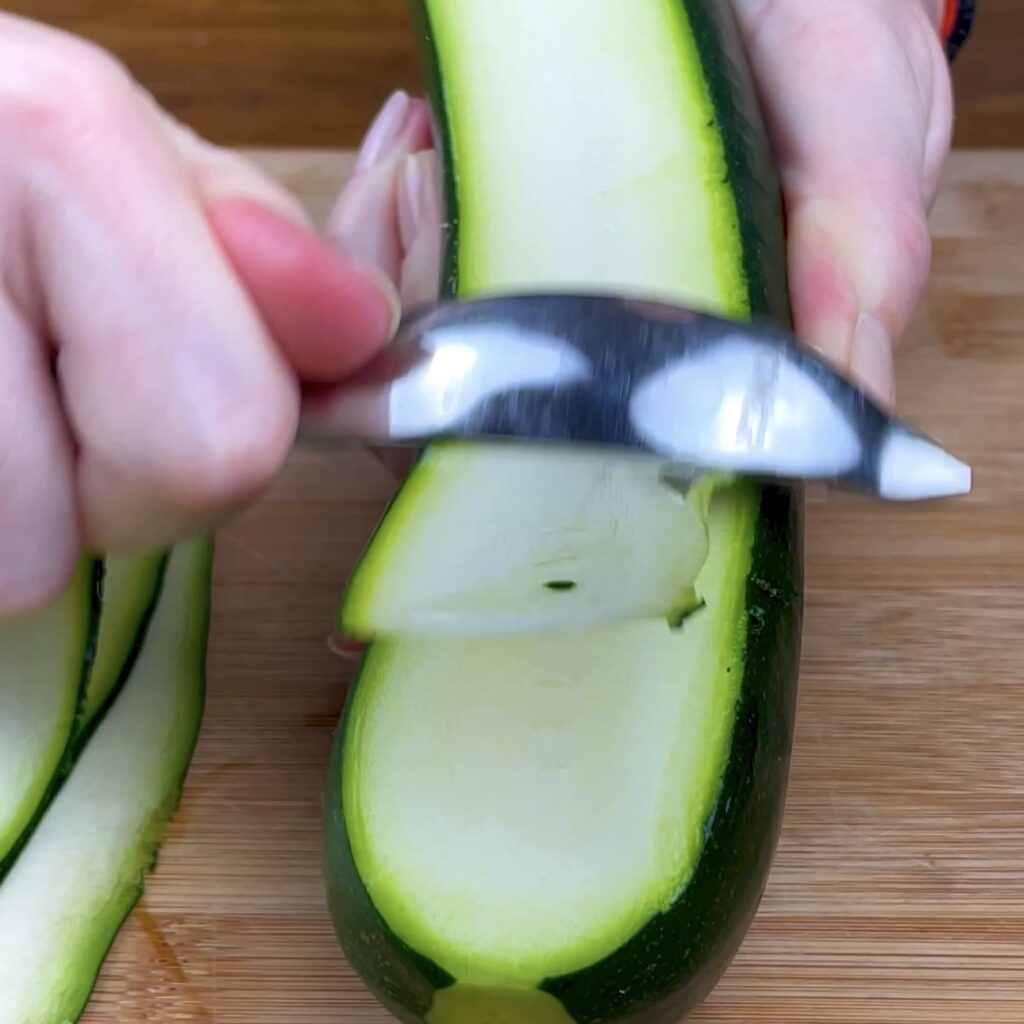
[327,631,366,661]
[398,153,444,312]
[398,153,424,249]
[355,90,411,172]
[400,152,443,251]
[851,312,895,407]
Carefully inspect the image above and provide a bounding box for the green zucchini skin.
[325,703,451,1024]
[544,484,801,1023]
[546,4,805,1015]
[325,0,803,1020]
[73,552,169,756]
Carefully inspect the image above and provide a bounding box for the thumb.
[165,115,402,384]
[734,0,953,405]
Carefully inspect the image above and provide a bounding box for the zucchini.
[325,1,802,1022]
[0,557,97,873]
[0,537,211,1024]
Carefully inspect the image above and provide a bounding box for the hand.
[0,14,428,613]
[732,0,954,404]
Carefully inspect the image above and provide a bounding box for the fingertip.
[322,95,437,288]
[351,258,403,339]
[324,142,406,285]
[404,96,436,153]
[208,196,400,383]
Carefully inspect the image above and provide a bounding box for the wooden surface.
[5,0,1023,150]
[77,148,1024,1022]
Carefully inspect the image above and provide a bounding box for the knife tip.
[877,429,973,501]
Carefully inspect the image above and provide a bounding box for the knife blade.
[299,291,972,502]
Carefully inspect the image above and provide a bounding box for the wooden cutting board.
[79,149,1024,1024]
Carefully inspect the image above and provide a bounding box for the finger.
[322,91,434,284]
[354,89,435,175]
[397,150,444,312]
[0,299,78,613]
[901,0,955,208]
[204,95,436,383]
[158,105,317,230]
[733,0,952,404]
[5,35,299,550]
[384,152,444,478]
[159,97,402,383]
[316,93,437,480]
[207,197,400,383]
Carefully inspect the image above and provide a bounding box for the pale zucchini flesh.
[344,486,754,986]
[0,538,211,1023]
[433,0,746,310]
[339,0,767,998]
[341,442,709,638]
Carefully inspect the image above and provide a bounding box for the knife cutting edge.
[299,291,972,503]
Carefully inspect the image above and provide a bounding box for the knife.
[299,291,972,502]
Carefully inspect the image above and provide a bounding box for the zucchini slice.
[325,1,802,1022]
[80,551,166,731]
[0,552,168,878]
[0,557,97,872]
[341,442,710,637]
[0,538,211,1023]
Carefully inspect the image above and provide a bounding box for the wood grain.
[4,0,1022,149]
[75,149,1024,1022]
